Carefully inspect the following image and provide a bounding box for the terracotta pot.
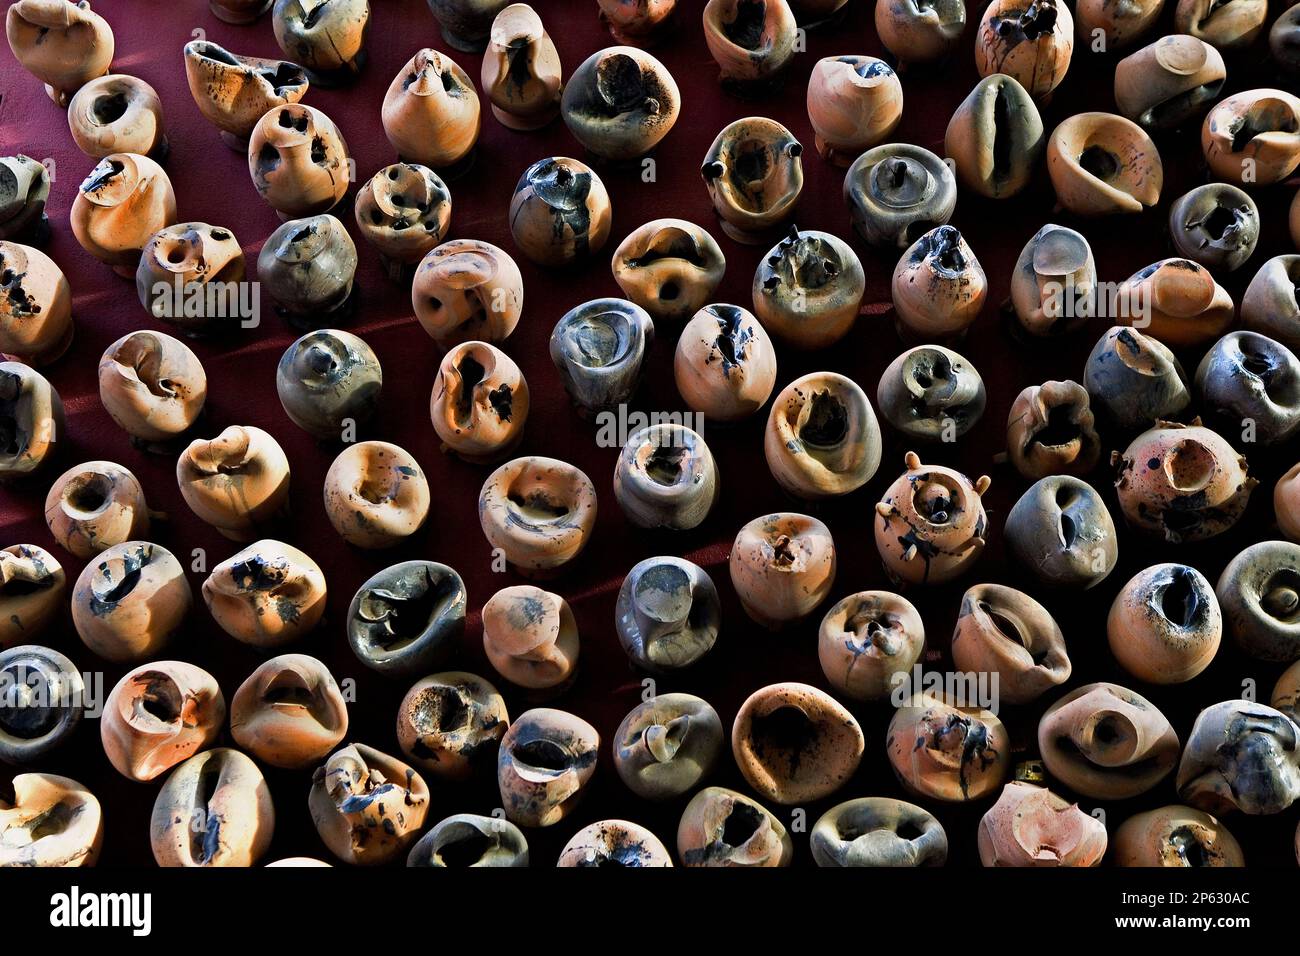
[878,344,985,443]
[0,363,63,483]
[844,143,957,249]
[975,0,1073,101]
[1202,89,1300,186]
[71,153,176,276]
[0,547,65,646]
[616,556,720,670]
[248,104,350,218]
[151,749,273,867]
[72,542,191,662]
[597,0,677,45]
[702,0,797,89]
[431,340,529,463]
[1169,184,1258,272]
[136,223,246,335]
[273,0,370,84]
[382,49,480,170]
[550,298,653,414]
[1177,700,1300,814]
[1083,326,1190,431]
[892,225,987,341]
[1196,332,1300,446]
[100,661,224,781]
[874,0,966,66]
[478,457,598,575]
[276,328,382,440]
[210,0,273,24]
[396,671,507,779]
[177,426,290,541]
[509,156,611,265]
[887,692,1009,801]
[1242,256,1300,352]
[677,786,792,867]
[347,561,466,676]
[413,239,523,348]
[408,813,528,867]
[1077,0,1163,48]
[183,41,308,150]
[497,708,599,827]
[806,56,903,166]
[0,241,72,365]
[1108,563,1221,683]
[67,73,165,162]
[1008,224,1095,337]
[875,451,991,585]
[5,0,114,106]
[229,654,346,769]
[1114,35,1224,132]
[952,583,1071,703]
[0,644,82,761]
[1217,541,1300,661]
[818,590,924,701]
[613,693,723,800]
[612,219,726,322]
[765,371,881,499]
[44,460,149,558]
[729,512,836,627]
[1047,112,1162,216]
[557,820,673,867]
[1006,380,1099,479]
[753,227,864,348]
[355,163,451,276]
[1005,475,1118,590]
[1273,4,1300,72]
[944,74,1042,198]
[427,0,512,51]
[481,584,580,690]
[614,424,717,529]
[322,441,430,548]
[1118,258,1233,349]
[309,743,428,864]
[1114,805,1244,866]
[203,539,327,648]
[258,214,357,328]
[1113,419,1255,542]
[1175,0,1266,49]
[701,117,803,244]
[0,154,51,242]
[562,46,679,159]
[674,304,775,421]
[811,798,947,867]
[977,782,1107,866]
[0,773,101,867]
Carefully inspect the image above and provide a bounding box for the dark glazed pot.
[613,693,723,800]
[549,298,654,415]
[276,329,382,440]
[615,557,720,670]
[1083,326,1189,431]
[258,215,358,329]
[1003,475,1118,590]
[1168,184,1258,272]
[561,46,679,160]
[877,344,985,443]
[1195,332,1300,446]
[346,561,466,676]
[614,425,717,530]
[1176,701,1300,815]
[844,144,955,249]
[1216,541,1300,661]
[273,0,370,85]
[427,0,512,52]
[811,799,947,867]
[0,644,83,764]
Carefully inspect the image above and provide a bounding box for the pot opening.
[411,685,470,734]
[748,704,818,778]
[722,0,768,50]
[720,800,763,847]
[1158,567,1202,629]
[437,828,494,866]
[800,390,848,447]
[1078,145,1120,183]
[91,91,129,125]
[512,737,571,773]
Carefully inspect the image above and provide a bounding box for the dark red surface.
[2,0,1300,868]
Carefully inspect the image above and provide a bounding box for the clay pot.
[0,773,101,867]
[1083,326,1190,431]
[210,0,273,24]
[1108,563,1221,683]
[0,241,72,365]
[874,0,966,66]
[382,49,480,171]
[408,813,528,867]
[230,656,346,769]
[598,0,677,44]
[844,143,957,249]
[479,4,561,131]
[248,105,350,218]
[952,583,1071,703]
[550,298,654,414]
[71,153,176,277]
[752,227,864,348]
[892,225,987,341]
[1273,4,1300,71]
[975,0,1073,101]
[1242,256,1300,351]
[354,164,451,277]
[977,782,1107,866]
[497,708,599,827]
[1004,475,1118,590]
[674,304,775,421]
[395,671,507,779]
[413,240,523,348]
[72,542,191,663]
[310,743,428,864]
[152,749,272,867]
[347,562,466,676]
[702,0,797,89]
[0,155,51,242]
[100,661,224,781]
[0,547,65,646]
[615,556,720,670]
[1114,35,1225,132]
[427,0,512,51]
[811,798,947,867]
[613,693,723,800]
[1176,0,1266,49]
[203,540,327,648]
[136,223,246,335]
[431,341,529,463]
[1113,419,1255,542]
[1039,682,1180,798]
[67,74,165,160]
[0,363,63,483]
[729,512,836,628]
[1177,700,1300,814]
[1272,660,1300,715]
[1006,380,1100,480]
[806,56,903,166]
[1197,332,1300,446]
[481,585,579,690]
[612,219,726,323]
[887,692,1009,801]
[273,0,370,84]
[1077,0,1163,48]
[1202,89,1300,186]
[1047,112,1162,216]
[944,74,1042,198]
[701,118,803,244]
[177,426,290,541]
[183,41,309,150]
[677,786,792,867]
[276,329,381,440]
[322,441,431,548]
[562,46,679,159]
[1169,184,1258,273]
[478,457,597,575]
[260,215,358,328]
[509,156,611,266]
[818,590,924,702]
[1008,224,1095,337]
[44,460,149,558]
[5,0,113,106]
[557,820,672,867]
[764,372,881,499]
[875,451,991,586]
[878,345,985,443]
[1217,541,1300,661]
[1277,463,1300,542]
[1114,806,1243,866]
[1117,258,1233,349]
[614,424,717,529]
[0,644,82,762]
